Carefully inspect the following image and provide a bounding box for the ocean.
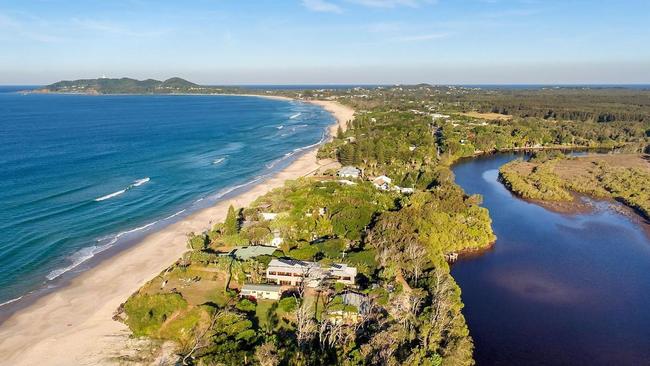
[0,90,333,307]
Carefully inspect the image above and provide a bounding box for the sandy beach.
[0,99,354,365]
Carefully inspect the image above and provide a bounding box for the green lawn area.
[255,299,275,327]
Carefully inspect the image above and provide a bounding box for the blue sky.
[0,0,648,84]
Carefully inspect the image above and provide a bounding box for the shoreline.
[0,99,353,365]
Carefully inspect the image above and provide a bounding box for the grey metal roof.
[241,284,283,292]
[233,246,277,260]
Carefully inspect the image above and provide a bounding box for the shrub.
[123,293,188,337]
[236,298,257,313]
[278,297,297,312]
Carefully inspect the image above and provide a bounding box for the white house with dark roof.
[266,259,357,287]
[329,263,357,285]
[266,259,323,286]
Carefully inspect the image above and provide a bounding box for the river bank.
[0,99,354,365]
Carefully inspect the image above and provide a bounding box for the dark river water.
[451,153,650,366]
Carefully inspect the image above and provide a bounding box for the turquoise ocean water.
[0,89,333,307]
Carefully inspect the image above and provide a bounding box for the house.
[240,284,283,300]
[267,230,284,247]
[329,291,369,324]
[372,175,392,190]
[232,246,277,260]
[266,259,357,287]
[260,212,278,221]
[329,263,357,285]
[341,291,369,314]
[337,166,361,179]
[431,113,450,120]
[266,259,324,287]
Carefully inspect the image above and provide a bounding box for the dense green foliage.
[123,293,188,337]
[499,155,650,219]
[499,159,574,201]
[44,77,196,93]
[42,77,244,94]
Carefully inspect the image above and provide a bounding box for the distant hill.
[40,77,213,94]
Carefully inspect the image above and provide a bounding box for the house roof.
[233,246,277,260]
[338,166,361,175]
[330,263,357,276]
[268,258,320,269]
[241,284,283,293]
[341,291,367,307]
[373,175,392,184]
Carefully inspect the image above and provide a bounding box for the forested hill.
[39,77,242,94]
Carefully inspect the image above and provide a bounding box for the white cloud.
[301,0,343,13]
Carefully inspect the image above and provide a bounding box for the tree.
[255,342,280,366]
[224,205,239,235]
[295,300,317,349]
[405,241,428,285]
[337,125,344,139]
[188,232,208,250]
[181,307,226,365]
[338,144,355,165]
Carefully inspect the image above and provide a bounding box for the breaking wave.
[0,296,23,308]
[265,132,327,169]
[94,177,150,202]
[44,205,186,281]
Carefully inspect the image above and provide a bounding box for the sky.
[0,0,649,85]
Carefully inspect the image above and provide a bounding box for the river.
[451,153,650,365]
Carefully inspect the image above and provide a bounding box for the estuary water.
[451,153,650,365]
[0,91,333,307]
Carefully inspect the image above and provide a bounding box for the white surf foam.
[164,209,187,220]
[212,157,226,165]
[46,219,162,281]
[276,125,284,130]
[265,133,327,169]
[0,296,23,308]
[94,177,150,202]
[45,243,112,280]
[132,177,150,187]
[289,113,301,119]
[94,189,127,202]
